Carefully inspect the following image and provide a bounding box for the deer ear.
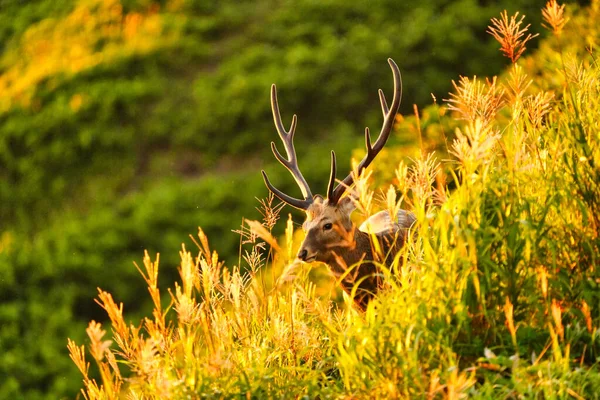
[313,194,325,204]
[337,196,356,215]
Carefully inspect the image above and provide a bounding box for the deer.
[261,59,415,308]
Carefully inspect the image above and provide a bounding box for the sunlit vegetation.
[3,0,564,398]
[65,1,600,398]
[0,0,180,112]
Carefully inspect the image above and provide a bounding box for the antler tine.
[379,89,389,117]
[328,58,402,205]
[261,170,313,210]
[326,151,337,201]
[262,84,314,210]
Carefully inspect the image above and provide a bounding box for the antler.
[261,84,315,210]
[327,58,402,205]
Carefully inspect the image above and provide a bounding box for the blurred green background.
[0,0,574,397]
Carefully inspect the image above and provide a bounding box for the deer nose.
[297,249,308,261]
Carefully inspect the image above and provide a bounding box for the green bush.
[0,172,270,397]
[1,0,552,226]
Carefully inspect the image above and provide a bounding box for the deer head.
[261,59,402,265]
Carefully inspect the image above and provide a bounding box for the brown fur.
[298,196,414,308]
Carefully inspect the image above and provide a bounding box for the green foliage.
[0,0,550,224]
[0,0,74,51]
[69,1,600,398]
[0,172,267,398]
[0,0,592,398]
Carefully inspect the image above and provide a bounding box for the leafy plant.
[69,3,600,397]
[0,0,596,398]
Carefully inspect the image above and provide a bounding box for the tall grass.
[69,1,600,398]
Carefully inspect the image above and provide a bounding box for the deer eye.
[323,223,333,231]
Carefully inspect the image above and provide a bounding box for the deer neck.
[347,229,374,264]
[326,227,377,275]
[326,228,381,308]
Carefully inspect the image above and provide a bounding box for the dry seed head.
[285,213,294,260]
[551,299,564,340]
[199,255,222,303]
[229,268,244,310]
[135,250,159,290]
[445,76,505,125]
[257,192,284,230]
[192,227,213,266]
[413,104,423,152]
[433,163,447,205]
[408,153,440,207]
[242,246,265,272]
[247,279,262,312]
[487,11,539,63]
[233,219,258,246]
[542,0,567,35]
[86,320,112,362]
[385,184,400,223]
[179,246,199,298]
[134,338,160,378]
[536,266,549,299]
[506,64,532,104]
[173,282,197,325]
[246,219,281,252]
[581,300,593,333]
[504,297,517,345]
[526,91,554,128]
[349,159,374,217]
[67,339,90,378]
[96,289,128,340]
[444,368,477,398]
[135,252,162,323]
[142,318,161,344]
[450,119,501,170]
[394,161,409,194]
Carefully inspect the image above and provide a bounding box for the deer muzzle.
[297,234,319,262]
[297,249,309,261]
